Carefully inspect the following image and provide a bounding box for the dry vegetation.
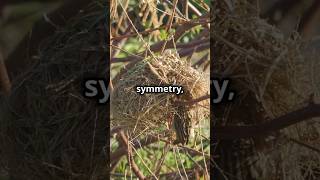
[1,2,108,179]
[213,0,320,179]
[110,0,210,179]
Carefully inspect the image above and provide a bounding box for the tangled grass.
[213,1,320,179]
[111,52,209,139]
[110,0,210,179]
[1,2,108,179]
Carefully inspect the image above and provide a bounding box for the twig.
[288,137,320,154]
[193,53,209,68]
[161,0,179,54]
[298,0,320,39]
[174,94,210,106]
[0,51,11,95]
[111,17,209,41]
[150,135,210,159]
[158,167,205,179]
[111,14,209,63]
[181,0,189,19]
[110,135,159,167]
[154,143,170,178]
[111,38,209,63]
[188,1,202,16]
[119,131,146,180]
[215,103,320,139]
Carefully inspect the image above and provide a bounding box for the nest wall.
[0,4,108,180]
[213,1,320,179]
[111,52,209,138]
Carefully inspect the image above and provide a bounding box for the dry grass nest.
[213,2,316,118]
[0,3,108,180]
[213,1,320,180]
[111,52,209,138]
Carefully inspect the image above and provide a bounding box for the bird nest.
[111,52,209,141]
[0,3,108,179]
[213,2,313,118]
[213,1,320,180]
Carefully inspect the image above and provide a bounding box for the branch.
[0,51,11,95]
[111,40,209,64]
[118,131,146,180]
[157,160,208,179]
[110,132,210,170]
[174,94,210,106]
[298,0,320,39]
[110,17,209,41]
[215,103,320,139]
[111,14,209,63]
[110,135,159,167]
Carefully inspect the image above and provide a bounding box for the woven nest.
[213,3,314,118]
[111,52,209,139]
[0,3,108,180]
[213,1,320,179]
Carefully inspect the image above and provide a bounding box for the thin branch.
[154,143,170,178]
[0,51,11,95]
[118,131,146,180]
[298,0,320,39]
[215,103,320,139]
[111,39,209,63]
[192,53,209,68]
[174,94,210,106]
[288,137,320,154]
[110,135,159,166]
[111,14,209,63]
[111,17,209,41]
[161,0,179,54]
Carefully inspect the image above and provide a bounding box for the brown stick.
[110,17,208,41]
[0,51,11,95]
[174,94,210,106]
[288,137,320,154]
[215,103,320,139]
[118,131,146,180]
[111,15,209,63]
[298,0,320,39]
[111,39,209,63]
[110,135,159,166]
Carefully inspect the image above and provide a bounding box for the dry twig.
[119,131,146,180]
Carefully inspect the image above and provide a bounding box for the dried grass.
[111,51,209,140]
[213,1,320,179]
[0,2,108,179]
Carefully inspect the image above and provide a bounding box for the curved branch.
[215,103,320,139]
